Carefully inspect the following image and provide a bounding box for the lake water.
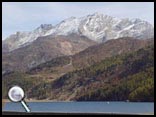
[3,102,154,114]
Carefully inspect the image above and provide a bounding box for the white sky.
[2,2,154,40]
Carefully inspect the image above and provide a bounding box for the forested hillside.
[2,40,154,102]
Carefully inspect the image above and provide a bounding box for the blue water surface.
[3,102,154,114]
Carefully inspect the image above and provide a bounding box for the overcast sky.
[2,2,154,40]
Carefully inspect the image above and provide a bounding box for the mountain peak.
[40,24,53,29]
[86,12,104,18]
[35,24,53,31]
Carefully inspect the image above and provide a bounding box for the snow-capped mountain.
[2,24,53,52]
[45,12,153,42]
[3,12,154,52]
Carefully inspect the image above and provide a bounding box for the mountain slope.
[76,67,154,101]
[27,38,153,74]
[48,44,154,101]
[72,37,154,69]
[2,34,96,72]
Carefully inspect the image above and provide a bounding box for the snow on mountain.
[46,13,154,42]
[3,12,154,52]
[2,24,53,52]
[45,17,81,36]
[45,12,153,42]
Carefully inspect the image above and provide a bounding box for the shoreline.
[2,99,74,102]
[2,99,154,103]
